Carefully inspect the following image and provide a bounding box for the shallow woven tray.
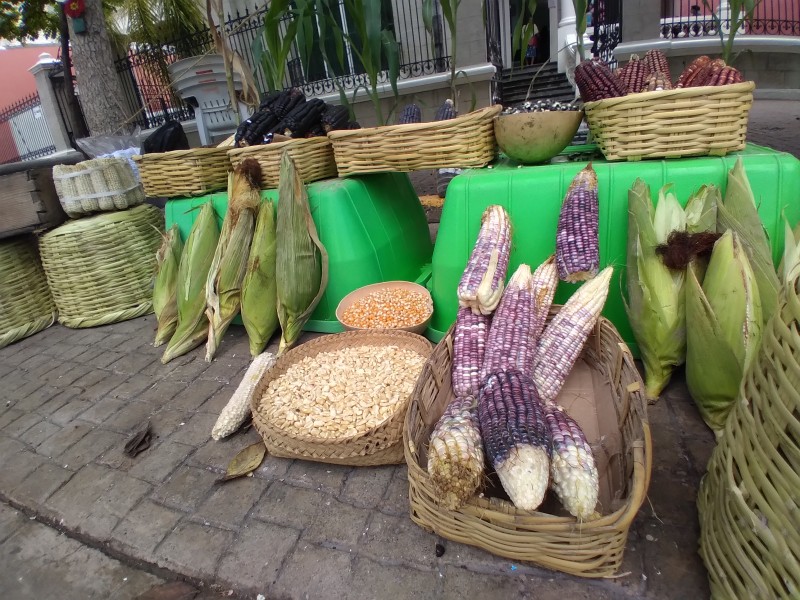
[38,204,163,328]
[0,236,56,349]
[405,311,652,578]
[251,330,433,466]
[583,81,755,161]
[134,148,230,198]
[698,275,800,598]
[327,105,502,176]
[227,137,337,189]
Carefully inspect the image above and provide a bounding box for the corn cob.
[278,98,325,138]
[574,59,626,103]
[555,164,599,283]
[451,306,490,397]
[268,88,305,119]
[688,58,726,87]
[434,98,457,121]
[153,224,183,347]
[645,71,673,92]
[321,104,349,133]
[641,49,672,83]
[457,205,512,315]
[478,369,550,511]
[241,199,278,357]
[532,267,613,404]
[258,90,283,112]
[675,55,711,88]
[708,65,743,86]
[544,403,599,520]
[211,351,277,440]
[346,121,361,129]
[618,55,648,94]
[397,103,422,124]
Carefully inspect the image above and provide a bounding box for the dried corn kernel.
[341,288,432,329]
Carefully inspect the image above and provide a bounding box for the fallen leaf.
[222,442,266,481]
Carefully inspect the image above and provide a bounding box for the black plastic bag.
[142,120,190,154]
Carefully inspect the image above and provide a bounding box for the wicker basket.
[38,204,163,328]
[134,148,230,198]
[698,276,800,598]
[583,81,755,161]
[405,312,653,578]
[251,330,433,466]
[0,236,57,349]
[53,158,145,218]
[327,105,502,176]
[227,137,337,189]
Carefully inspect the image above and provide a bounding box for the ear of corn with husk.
[686,230,763,433]
[205,160,263,362]
[275,151,328,355]
[153,224,183,347]
[241,199,279,357]
[716,158,780,325]
[162,202,220,364]
[684,184,721,287]
[624,180,687,401]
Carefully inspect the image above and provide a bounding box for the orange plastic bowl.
[335,281,433,335]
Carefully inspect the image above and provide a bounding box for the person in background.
[525,30,539,66]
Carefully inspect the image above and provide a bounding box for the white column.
[28,53,72,153]
[556,0,577,72]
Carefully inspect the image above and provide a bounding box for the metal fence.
[115,0,452,130]
[660,0,800,39]
[0,93,56,165]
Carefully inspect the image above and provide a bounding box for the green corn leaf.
[382,29,400,99]
[780,217,800,286]
[153,224,183,347]
[685,185,720,234]
[422,0,434,33]
[364,0,382,74]
[653,184,686,245]
[242,201,279,357]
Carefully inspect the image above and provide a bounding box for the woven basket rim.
[227,136,332,157]
[39,204,158,238]
[133,147,230,161]
[252,330,433,446]
[327,105,502,140]
[584,80,755,109]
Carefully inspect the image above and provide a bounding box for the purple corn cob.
[555,164,600,283]
[451,306,490,398]
[478,369,550,511]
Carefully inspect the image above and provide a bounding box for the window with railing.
[660,0,800,39]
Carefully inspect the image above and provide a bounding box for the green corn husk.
[717,158,780,324]
[241,199,279,357]
[205,161,262,362]
[780,218,800,286]
[161,203,220,364]
[275,151,328,355]
[153,225,184,347]
[686,230,763,433]
[625,180,687,401]
[683,184,720,283]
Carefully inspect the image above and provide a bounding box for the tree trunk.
[59,6,89,140]
[68,0,134,135]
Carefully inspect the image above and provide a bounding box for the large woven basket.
[0,236,57,349]
[38,204,163,328]
[327,105,502,176]
[251,330,433,466]
[52,157,145,218]
[227,137,337,189]
[583,81,755,161]
[134,148,230,198]
[405,312,652,578]
[698,275,800,598]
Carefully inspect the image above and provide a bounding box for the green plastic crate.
[165,172,433,332]
[429,144,800,355]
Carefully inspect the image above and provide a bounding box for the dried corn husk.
[717,158,780,324]
[153,225,183,347]
[205,160,262,362]
[241,199,278,357]
[625,180,686,401]
[161,202,220,364]
[275,151,328,355]
[686,230,763,433]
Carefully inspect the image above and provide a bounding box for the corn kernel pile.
[341,288,432,329]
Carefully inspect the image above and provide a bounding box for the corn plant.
[702,0,763,64]
[572,0,588,62]
[511,0,538,67]
[253,0,314,93]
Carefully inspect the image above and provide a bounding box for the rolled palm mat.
[38,204,164,328]
[0,236,57,348]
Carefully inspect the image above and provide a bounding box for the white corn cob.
[211,352,276,440]
[544,403,599,519]
[533,267,613,404]
[457,205,512,315]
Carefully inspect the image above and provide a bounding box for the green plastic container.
[429,144,800,355]
[165,172,433,332]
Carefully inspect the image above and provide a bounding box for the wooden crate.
[0,168,67,240]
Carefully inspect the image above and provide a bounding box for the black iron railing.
[660,0,800,39]
[115,1,451,130]
[0,93,56,165]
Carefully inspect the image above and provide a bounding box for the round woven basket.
[0,236,57,349]
[405,311,652,578]
[38,204,163,328]
[134,148,230,198]
[227,137,337,189]
[251,330,433,466]
[698,275,800,598]
[327,105,502,176]
[583,81,755,161]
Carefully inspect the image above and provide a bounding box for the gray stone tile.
[150,466,219,512]
[302,497,371,549]
[127,440,193,484]
[0,504,22,544]
[103,401,156,433]
[41,361,92,388]
[36,422,91,459]
[136,379,186,405]
[156,521,234,580]
[35,387,82,416]
[194,476,269,529]
[111,500,183,555]
[273,543,353,600]
[9,378,46,401]
[78,397,127,424]
[348,558,441,600]
[167,411,217,446]
[285,459,349,495]
[109,376,156,400]
[253,482,324,530]
[253,454,294,482]
[168,379,225,412]
[0,450,47,493]
[189,430,262,472]
[59,427,127,469]
[358,511,438,569]
[11,461,73,505]
[340,466,395,509]
[0,407,24,431]
[379,471,411,517]
[49,399,92,425]
[18,419,61,447]
[4,411,43,438]
[10,385,59,412]
[107,353,156,376]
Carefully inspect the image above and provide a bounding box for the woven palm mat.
[38,204,164,328]
[0,236,57,348]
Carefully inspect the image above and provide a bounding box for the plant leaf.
[422,0,434,33]
[382,29,400,99]
[222,442,267,481]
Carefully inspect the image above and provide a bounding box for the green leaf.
[382,29,400,100]
[573,0,588,35]
[422,0,434,33]
[363,0,382,73]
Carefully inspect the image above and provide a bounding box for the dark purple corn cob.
[556,164,600,283]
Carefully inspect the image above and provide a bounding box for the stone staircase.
[497,61,575,107]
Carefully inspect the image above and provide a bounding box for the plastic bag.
[142,121,190,154]
[75,127,142,158]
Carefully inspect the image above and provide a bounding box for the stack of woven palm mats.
[698,269,800,598]
[0,236,57,349]
[38,205,163,328]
